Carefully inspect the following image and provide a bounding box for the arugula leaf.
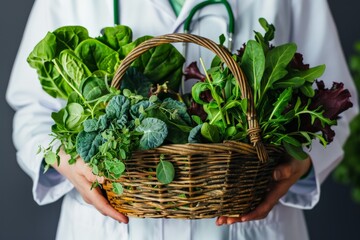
[283,140,308,160]
[289,65,326,83]
[269,87,293,119]
[273,77,305,89]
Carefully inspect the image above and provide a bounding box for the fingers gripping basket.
[103,33,284,219]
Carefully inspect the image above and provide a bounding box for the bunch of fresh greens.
[30,19,353,195]
[334,42,360,202]
[185,18,353,161]
[29,25,186,188]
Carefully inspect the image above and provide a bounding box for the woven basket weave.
[102,33,284,219]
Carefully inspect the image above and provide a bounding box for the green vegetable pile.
[29,19,352,194]
[185,19,352,161]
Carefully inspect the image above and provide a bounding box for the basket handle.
[111,33,268,162]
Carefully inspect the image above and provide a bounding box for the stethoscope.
[112,0,235,51]
[112,0,235,93]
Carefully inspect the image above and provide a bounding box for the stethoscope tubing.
[112,0,234,50]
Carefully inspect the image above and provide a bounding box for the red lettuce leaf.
[184,62,206,81]
[300,81,353,143]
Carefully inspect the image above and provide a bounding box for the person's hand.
[52,148,129,224]
[216,155,312,225]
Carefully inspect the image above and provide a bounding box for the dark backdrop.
[1,1,360,239]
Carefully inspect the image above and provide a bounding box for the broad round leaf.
[136,118,168,150]
[156,160,175,184]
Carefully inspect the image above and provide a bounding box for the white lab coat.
[6,0,359,239]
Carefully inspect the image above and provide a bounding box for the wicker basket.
[102,33,284,219]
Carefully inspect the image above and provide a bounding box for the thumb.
[273,163,293,181]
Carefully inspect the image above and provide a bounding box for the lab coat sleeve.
[6,0,74,205]
[279,0,359,209]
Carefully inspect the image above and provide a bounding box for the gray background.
[1,1,360,239]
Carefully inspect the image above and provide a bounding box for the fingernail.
[273,170,280,180]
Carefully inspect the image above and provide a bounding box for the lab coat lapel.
[148,0,205,33]
[171,0,202,33]
[149,0,177,21]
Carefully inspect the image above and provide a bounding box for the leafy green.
[79,76,108,101]
[59,50,91,86]
[201,122,221,143]
[156,157,175,184]
[240,40,265,101]
[97,25,132,50]
[112,182,124,195]
[53,26,90,51]
[31,21,352,198]
[130,42,185,91]
[106,95,130,120]
[75,39,120,74]
[136,118,168,150]
[76,131,103,162]
[121,67,152,97]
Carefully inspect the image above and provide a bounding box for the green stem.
[52,59,94,116]
[199,58,227,126]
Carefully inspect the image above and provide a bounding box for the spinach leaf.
[283,140,308,160]
[60,49,91,87]
[27,33,73,98]
[130,40,185,91]
[79,76,108,101]
[241,40,265,99]
[121,67,152,97]
[97,25,132,50]
[136,118,168,150]
[273,77,305,89]
[65,102,86,130]
[27,32,57,68]
[201,122,221,143]
[75,39,120,74]
[53,26,90,51]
